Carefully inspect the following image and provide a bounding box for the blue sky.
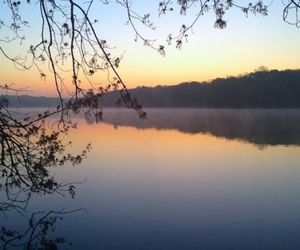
[0,1,299,95]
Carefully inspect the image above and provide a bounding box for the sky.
[0,0,300,96]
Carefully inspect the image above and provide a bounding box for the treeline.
[1,95,61,107]
[102,69,300,108]
[3,69,300,108]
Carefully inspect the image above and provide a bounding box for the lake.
[1,109,300,249]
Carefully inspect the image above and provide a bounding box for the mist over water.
[99,108,300,146]
[2,108,300,249]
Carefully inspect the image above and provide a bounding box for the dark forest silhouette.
[104,69,300,108]
[4,69,300,108]
[1,1,300,249]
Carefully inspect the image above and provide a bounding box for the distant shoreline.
[2,69,300,109]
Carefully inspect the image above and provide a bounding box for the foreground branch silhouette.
[0,93,90,211]
[1,1,298,107]
[0,0,299,224]
[0,1,300,249]
[0,1,298,116]
[1,209,80,250]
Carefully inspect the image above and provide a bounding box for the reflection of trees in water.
[0,109,87,249]
[101,109,300,146]
[1,209,79,250]
[0,109,90,211]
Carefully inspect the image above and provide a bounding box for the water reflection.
[0,108,86,250]
[1,108,300,249]
[1,209,75,250]
[99,109,300,146]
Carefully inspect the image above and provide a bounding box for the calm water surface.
[2,109,300,249]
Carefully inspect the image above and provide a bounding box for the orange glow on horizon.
[1,1,300,96]
[1,59,300,97]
